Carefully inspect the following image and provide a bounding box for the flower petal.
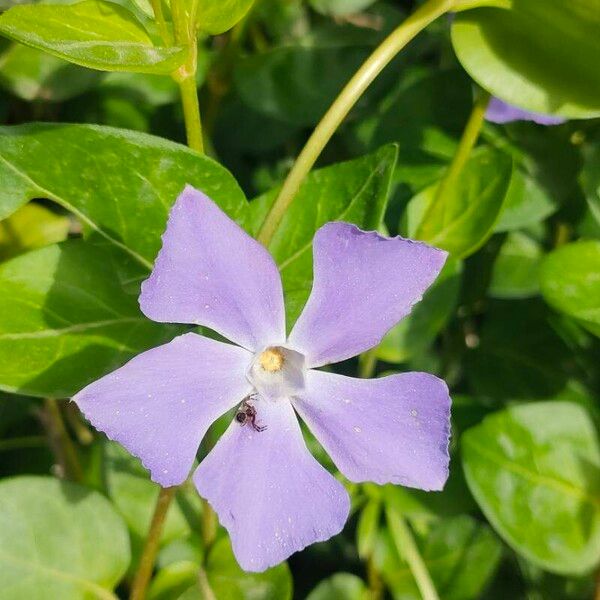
[73,333,252,487]
[140,186,286,351]
[293,369,451,491]
[289,223,447,367]
[194,398,350,572]
[486,97,565,126]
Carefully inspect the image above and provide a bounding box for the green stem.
[0,436,46,452]
[416,89,490,239]
[178,75,204,153]
[130,486,177,600]
[42,398,83,482]
[256,0,454,246]
[386,506,440,600]
[150,0,172,45]
[359,349,378,379]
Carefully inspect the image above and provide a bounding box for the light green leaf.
[409,147,513,258]
[0,203,70,261]
[539,241,600,337]
[462,402,600,574]
[356,499,381,560]
[244,145,397,327]
[0,241,180,397]
[309,0,376,16]
[0,123,247,268]
[0,476,130,599]
[0,43,100,102]
[306,573,368,600]
[0,0,185,74]
[451,1,600,119]
[196,0,255,35]
[489,232,542,299]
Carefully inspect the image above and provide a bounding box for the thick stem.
[386,506,440,600]
[130,486,177,600]
[42,398,83,482]
[416,89,490,239]
[257,0,454,246]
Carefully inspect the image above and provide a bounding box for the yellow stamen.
[259,347,285,372]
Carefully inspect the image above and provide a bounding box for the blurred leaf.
[467,299,571,401]
[410,147,513,258]
[462,401,600,574]
[306,573,368,600]
[539,240,600,337]
[309,0,376,16]
[0,123,247,267]
[0,203,70,261]
[374,514,502,600]
[0,241,180,397]
[105,441,202,547]
[0,0,185,74]
[581,143,600,226]
[245,145,397,327]
[356,498,380,559]
[489,231,542,299]
[172,537,293,600]
[377,258,461,363]
[100,71,179,107]
[196,0,255,35]
[0,44,100,102]
[451,1,600,119]
[150,560,200,600]
[0,475,130,598]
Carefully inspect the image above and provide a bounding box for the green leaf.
[0,123,247,268]
[451,1,600,119]
[0,0,185,74]
[0,475,130,599]
[409,147,513,258]
[462,401,600,574]
[489,232,542,299]
[374,515,502,600]
[244,145,397,327]
[104,441,202,548]
[356,499,381,560]
[376,259,462,363]
[466,299,571,401]
[306,573,368,600]
[0,241,180,397]
[169,537,293,600]
[539,241,600,337]
[309,0,376,16]
[196,0,255,35]
[0,43,101,102]
[581,143,600,227]
[0,203,70,261]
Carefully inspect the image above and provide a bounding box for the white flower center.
[247,345,306,400]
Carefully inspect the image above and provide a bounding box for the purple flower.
[486,96,565,126]
[73,186,451,572]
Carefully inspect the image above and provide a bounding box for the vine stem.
[130,486,177,600]
[149,0,172,45]
[416,89,490,239]
[257,0,455,246]
[386,506,440,600]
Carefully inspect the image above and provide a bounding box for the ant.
[235,394,267,432]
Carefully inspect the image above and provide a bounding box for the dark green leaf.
[0,476,130,599]
[306,573,368,600]
[0,0,185,74]
[0,241,180,397]
[462,401,600,574]
[452,1,600,118]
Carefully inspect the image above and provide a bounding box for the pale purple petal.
[486,97,565,126]
[288,223,447,367]
[73,333,252,487]
[194,398,350,571]
[140,186,286,351]
[292,369,451,491]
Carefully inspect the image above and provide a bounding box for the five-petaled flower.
[73,186,451,572]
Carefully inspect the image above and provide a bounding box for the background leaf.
[196,0,255,35]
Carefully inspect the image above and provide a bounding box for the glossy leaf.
[0,476,130,599]
[0,123,247,268]
[462,402,600,574]
[244,145,397,327]
[0,203,70,261]
[0,241,180,397]
[409,147,513,258]
[306,573,368,600]
[451,1,600,119]
[539,241,600,337]
[0,0,185,74]
[196,0,255,35]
